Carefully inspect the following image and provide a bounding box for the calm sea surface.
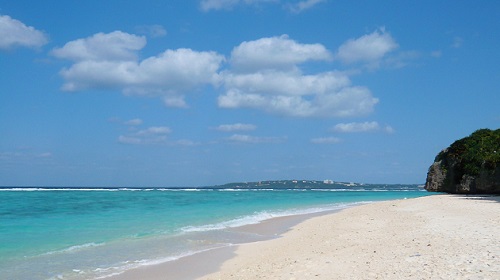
[0,184,432,279]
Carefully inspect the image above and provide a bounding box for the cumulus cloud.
[51,31,146,61]
[336,28,398,65]
[0,15,48,50]
[57,48,224,93]
[118,126,171,144]
[332,121,394,133]
[310,137,341,144]
[215,123,257,131]
[52,31,224,106]
[230,35,332,72]
[223,70,350,96]
[219,86,377,117]
[218,34,380,118]
[286,0,326,13]
[51,30,401,119]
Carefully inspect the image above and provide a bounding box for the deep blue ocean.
[0,182,432,279]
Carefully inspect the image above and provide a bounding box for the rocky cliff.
[425,129,500,194]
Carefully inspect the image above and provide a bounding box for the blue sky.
[1,0,499,187]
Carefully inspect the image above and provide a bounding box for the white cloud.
[384,125,395,134]
[0,150,53,161]
[52,31,224,105]
[135,24,167,38]
[119,126,171,144]
[124,118,143,126]
[286,0,326,13]
[216,123,257,131]
[51,31,146,61]
[382,50,420,69]
[163,96,188,108]
[119,124,199,146]
[219,35,378,118]
[0,15,48,50]
[133,48,223,89]
[200,0,240,11]
[223,70,350,96]
[219,85,378,118]
[58,49,224,92]
[314,87,379,117]
[218,90,265,108]
[230,35,332,72]
[310,137,341,144]
[200,0,277,11]
[51,31,398,119]
[200,0,324,13]
[227,134,284,143]
[333,121,379,133]
[332,121,394,133]
[137,126,172,135]
[57,60,137,91]
[336,28,398,65]
[118,135,143,145]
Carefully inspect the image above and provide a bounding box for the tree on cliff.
[425,128,500,194]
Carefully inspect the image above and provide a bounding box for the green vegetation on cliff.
[436,129,500,176]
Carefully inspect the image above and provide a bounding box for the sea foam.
[41,242,105,256]
[181,202,366,233]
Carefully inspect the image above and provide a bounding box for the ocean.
[0,182,432,279]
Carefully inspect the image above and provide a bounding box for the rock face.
[425,129,500,194]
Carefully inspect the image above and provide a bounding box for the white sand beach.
[110,195,500,280]
[201,194,499,280]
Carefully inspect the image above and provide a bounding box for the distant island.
[425,128,500,194]
[209,180,422,190]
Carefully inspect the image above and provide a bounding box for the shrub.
[443,128,500,176]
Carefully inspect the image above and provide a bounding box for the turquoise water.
[0,185,432,279]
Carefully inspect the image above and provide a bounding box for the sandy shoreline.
[109,195,499,280]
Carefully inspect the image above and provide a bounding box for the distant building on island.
[323,180,334,184]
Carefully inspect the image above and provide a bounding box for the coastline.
[103,208,346,280]
[107,195,500,279]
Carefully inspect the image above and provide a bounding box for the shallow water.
[0,185,432,279]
